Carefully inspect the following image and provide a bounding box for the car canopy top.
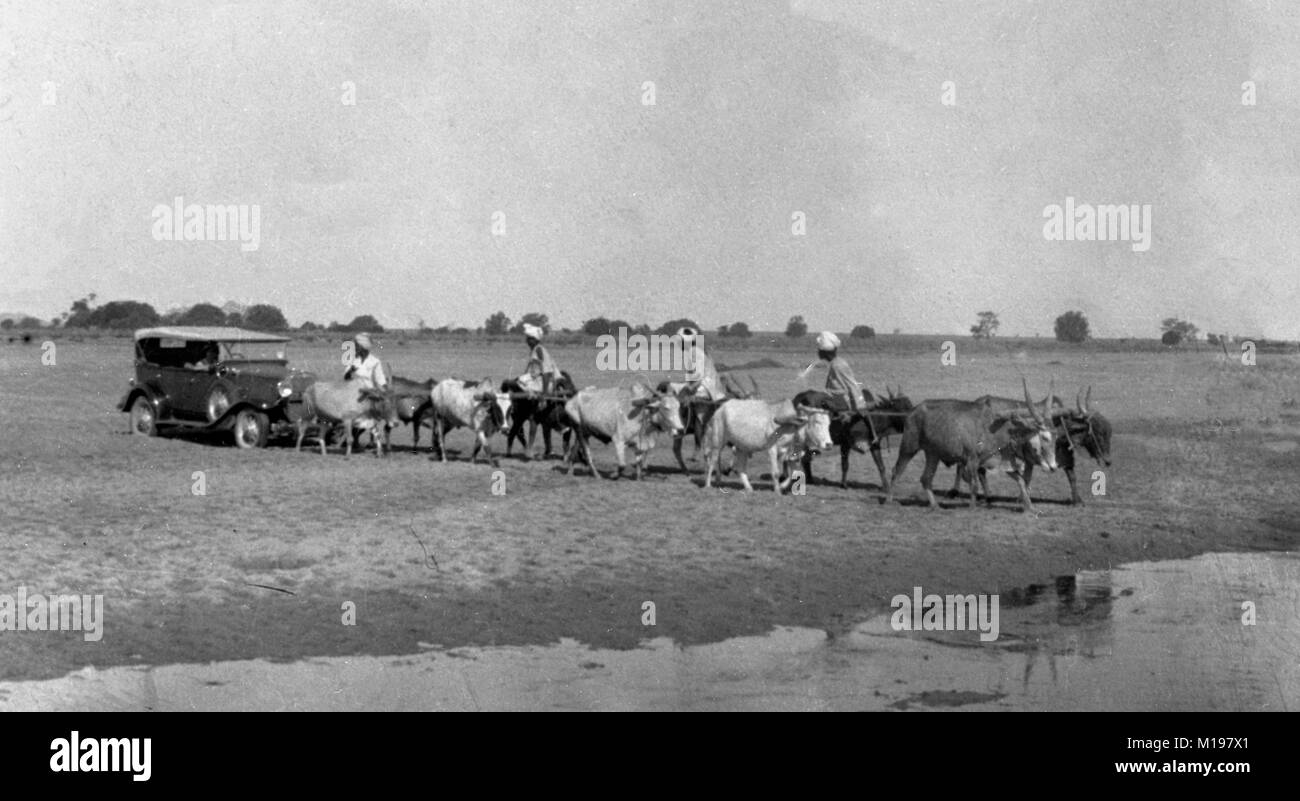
[133,326,291,343]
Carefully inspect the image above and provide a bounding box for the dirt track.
[2,339,1298,683]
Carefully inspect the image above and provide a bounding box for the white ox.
[295,379,398,457]
[429,379,513,466]
[702,397,834,493]
[563,384,684,479]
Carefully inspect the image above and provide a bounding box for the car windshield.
[218,341,287,362]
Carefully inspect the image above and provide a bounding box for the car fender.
[119,385,167,416]
[211,398,290,430]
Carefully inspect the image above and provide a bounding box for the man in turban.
[814,330,869,415]
[344,332,388,390]
[519,323,562,396]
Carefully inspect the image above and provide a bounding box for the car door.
[184,364,222,420]
[149,365,198,419]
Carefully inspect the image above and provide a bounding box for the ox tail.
[300,385,319,420]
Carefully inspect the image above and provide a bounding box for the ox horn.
[1023,377,1045,427]
[1083,385,1092,415]
[749,374,760,398]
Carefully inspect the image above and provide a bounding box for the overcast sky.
[2,0,1297,337]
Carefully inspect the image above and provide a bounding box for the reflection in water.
[1,552,1297,711]
[1015,571,1117,691]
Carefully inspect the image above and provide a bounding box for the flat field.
[2,335,1298,682]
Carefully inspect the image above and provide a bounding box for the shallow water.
[2,551,1296,711]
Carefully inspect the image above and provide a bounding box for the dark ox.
[884,379,1058,512]
[389,375,436,450]
[501,370,577,460]
[949,386,1111,505]
[798,385,916,490]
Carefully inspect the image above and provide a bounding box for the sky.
[1,0,1297,337]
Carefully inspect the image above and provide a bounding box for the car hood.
[218,361,292,380]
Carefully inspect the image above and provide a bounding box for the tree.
[509,312,550,335]
[580,317,632,336]
[62,293,97,327]
[657,318,701,335]
[244,304,289,331]
[17,316,44,329]
[1161,329,1182,346]
[1161,317,1199,342]
[785,315,808,338]
[1053,311,1090,343]
[172,302,226,325]
[176,303,227,326]
[970,311,1000,339]
[225,312,243,327]
[300,321,321,331]
[484,311,512,335]
[0,319,12,330]
[850,324,876,339]
[347,314,383,333]
[65,300,159,329]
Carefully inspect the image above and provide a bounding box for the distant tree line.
[49,295,386,333]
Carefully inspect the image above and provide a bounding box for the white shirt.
[347,353,388,390]
[685,350,725,401]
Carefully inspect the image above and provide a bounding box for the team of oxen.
[290,371,1111,512]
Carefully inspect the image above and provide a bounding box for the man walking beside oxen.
[344,332,389,390]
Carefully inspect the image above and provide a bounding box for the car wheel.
[207,387,232,422]
[130,396,157,437]
[233,409,269,449]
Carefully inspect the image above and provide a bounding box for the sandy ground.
[2,338,1298,689]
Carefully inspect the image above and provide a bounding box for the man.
[678,327,725,402]
[186,342,220,370]
[815,331,870,415]
[344,332,388,390]
[519,323,562,396]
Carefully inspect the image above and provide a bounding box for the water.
[2,551,1296,711]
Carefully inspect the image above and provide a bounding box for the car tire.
[233,409,269,449]
[130,396,157,437]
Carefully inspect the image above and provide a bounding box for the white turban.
[354,332,373,349]
[676,326,698,343]
[816,331,840,351]
[522,323,544,340]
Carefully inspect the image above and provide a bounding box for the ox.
[798,386,916,490]
[949,386,1111,505]
[659,374,759,473]
[884,379,1058,512]
[388,375,436,450]
[702,390,835,494]
[429,379,513,466]
[295,379,398,457]
[501,370,577,460]
[563,383,683,479]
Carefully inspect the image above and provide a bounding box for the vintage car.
[119,326,315,448]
